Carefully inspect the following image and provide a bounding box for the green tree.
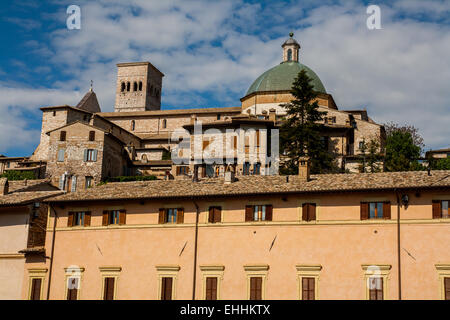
[0,170,36,181]
[384,131,422,172]
[429,157,450,170]
[358,138,383,173]
[279,69,336,174]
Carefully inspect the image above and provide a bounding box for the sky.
[0,0,449,157]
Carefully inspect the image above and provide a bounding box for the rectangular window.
[176,166,189,176]
[67,278,79,300]
[6,162,10,168]
[302,277,315,300]
[73,212,85,226]
[109,210,120,225]
[361,202,391,220]
[205,277,218,300]
[208,206,221,223]
[103,277,115,300]
[85,149,97,162]
[89,131,95,141]
[68,211,91,227]
[57,149,65,162]
[433,200,449,219]
[445,277,450,300]
[302,203,316,221]
[369,277,383,300]
[243,162,251,175]
[245,205,273,222]
[85,176,93,189]
[159,208,184,224]
[60,131,66,141]
[253,163,261,175]
[30,278,42,300]
[161,277,173,300]
[102,210,126,226]
[249,277,262,300]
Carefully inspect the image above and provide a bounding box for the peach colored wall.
[22,191,450,300]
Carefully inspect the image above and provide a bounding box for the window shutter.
[302,203,308,221]
[256,130,260,146]
[102,210,109,226]
[308,203,316,221]
[432,200,442,219]
[214,207,221,223]
[89,131,95,141]
[265,205,273,221]
[162,277,173,300]
[245,205,253,222]
[158,209,166,224]
[383,202,391,219]
[83,149,88,162]
[177,208,184,224]
[360,202,369,220]
[59,174,65,190]
[104,277,115,300]
[119,209,126,225]
[208,207,214,223]
[233,136,238,149]
[84,211,91,227]
[93,149,98,162]
[30,278,42,300]
[302,277,308,300]
[71,176,77,192]
[309,278,315,300]
[67,212,74,227]
[444,277,450,300]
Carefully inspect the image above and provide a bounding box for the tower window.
[121,82,125,92]
[131,120,135,131]
[89,131,95,141]
[133,82,138,91]
[139,81,143,91]
[126,82,130,92]
[60,131,66,141]
[162,119,167,129]
[287,49,292,61]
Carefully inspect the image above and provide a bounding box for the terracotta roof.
[40,105,92,114]
[98,107,242,118]
[46,170,450,203]
[135,133,171,140]
[132,160,172,167]
[426,148,450,154]
[0,180,63,207]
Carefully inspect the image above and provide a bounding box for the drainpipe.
[192,199,200,300]
[395,191,402,300]
[46,203,58,300]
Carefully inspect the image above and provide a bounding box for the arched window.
[139,81,143,91]
[133,82,138,91]
[162,119,167,129]
[121,82,126,92]
[131,120,135,131]
[126,82,130,92]
[141,154,148,163]
[287,49,292,61]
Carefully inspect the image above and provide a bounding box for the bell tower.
[114,61,164,112]
[282,32,300,63]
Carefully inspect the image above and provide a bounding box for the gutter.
[192,199,200,300]
[395,191,402,300]
[46,203,58,300]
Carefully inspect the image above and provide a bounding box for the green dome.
[246,61,326,96]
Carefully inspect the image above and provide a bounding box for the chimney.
[269,108,276,122]
[298,156,310,182]
[0,178,9,195]
[224,171,235,184]
[190,114,197,125]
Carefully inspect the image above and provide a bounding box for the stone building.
[24,33,385,190]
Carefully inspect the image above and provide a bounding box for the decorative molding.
[28,268,48,274]
[244,264,269,272]
[200,265,225,272]
[99,266,122,273]
[361,264,392,300]
[435,264,450,271]
[0,253,25,259]
[435,263,450,300]
[156,265,180,272]
[296,265,322,272]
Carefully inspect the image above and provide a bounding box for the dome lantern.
[282,32,300,62]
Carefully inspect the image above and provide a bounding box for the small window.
[131,120,135,131]
[205,277,218,300]
[159,208,184,224]
[433,200,449,219]
[67,211,90,227]
[217,114,221,120]
[109,210,120,225]
[161,277,173,300]
[6,162,10,168]
[253,163,261,175]
[359,141,365,150]
[103,277,115,300]
[176,166,189,176]
[139,81,143,91]
[102,210,125,226]
[85,176,93,189]
[162,119,167,129]
[67,277,79,300]
[126,82,130,92]
[57,149,65,162]
[245,205,273,222]
[369,277,383,300]
[249,277,262,300]
[133,82,138,91]
[302,203,316,221]
[84,149,97,162]
[287,49,292,61]
[53,111,56,116]
[370,202,383,219]
[60,131,66,141]
[445,277,450,300]
[73,212,85,226]
[208,206,221,223]
[121,82,126,92]
[320,136,329,151]
[30,278,42,300]
[361,202,390,220]
[302,277,315,300]
[89,131,95,141]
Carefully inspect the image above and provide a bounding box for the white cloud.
[1,0,450,156]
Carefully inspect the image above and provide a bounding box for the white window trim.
[435,264,450,300]
[244,264,269,300]
[27,268,47,300]
[64,266,85,300]
[200,265,224,300]
[99,266,121,300]
[156,265,180,300]
[296,264,322,300]
[361,264,391,300]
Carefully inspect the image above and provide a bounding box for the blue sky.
[0,0,449,157]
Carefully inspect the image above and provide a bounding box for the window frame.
[200,265,224,300]
[296,265,321,300]
[64,266,85,300]
[435,264,450,300]
[27,268,47,300]
[361,264,391,300]
[244,265,269,300]
[156,265,180,300]
[208,206,222,223]
[99,266,121,300]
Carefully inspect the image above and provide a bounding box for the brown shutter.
[360,202,369,220]
[67,212,74,227]
[208,207,214,223]
[308,278,315,300]
[84,211,91,227]
[383,202,391,219]
[214,207,221,223]
[302,203,308,221]
[444,277,450,300]
[255,277,262,300]
[177,208,184,224]
[30,278,42,300]
[161,277,173,300]
[256,130,260,146]
[302,277,308,300]
[377,279,384,300]
[308,203,316,221]
[265,205,273,221]
[432,200,442,219]
[89,131,95,141]
[250,277,256,300]
[206,277,217,300]
[102,210,109,226]
[245,205,253,222]
[158,208,166,224]
[176,166,180,175]
[119,209,126,225]
[104,277,115,300]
